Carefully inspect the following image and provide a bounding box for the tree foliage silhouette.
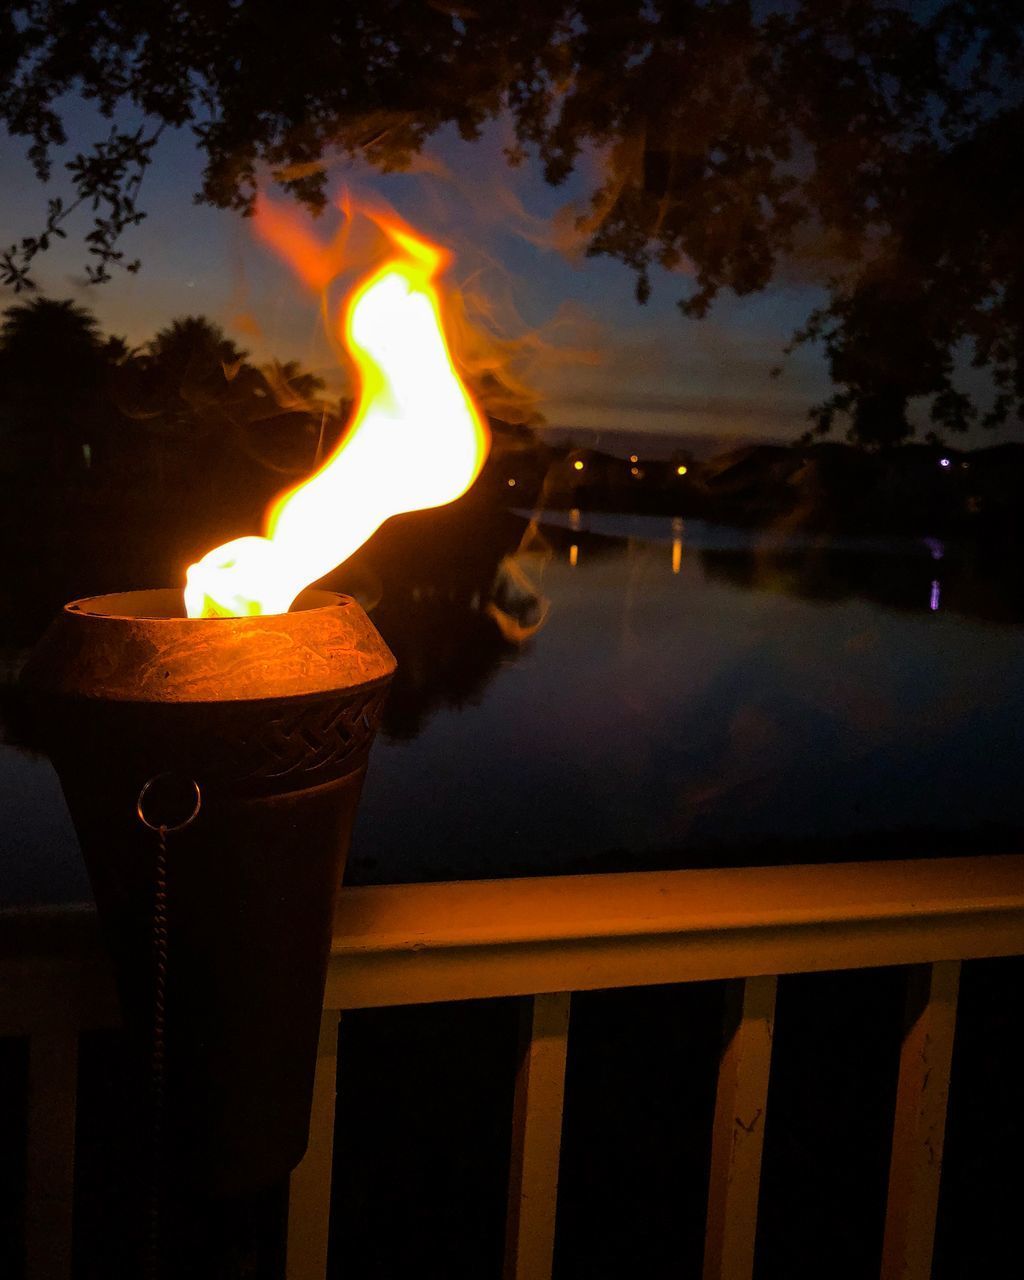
[0,297,113,466]
[142,317,255,431]
[3,1,1023,445]
[0,298,329,483]
[0,296,102,381]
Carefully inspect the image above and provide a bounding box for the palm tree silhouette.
[0,298,110,471]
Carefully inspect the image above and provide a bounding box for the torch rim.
[62,586,350,621]
[23,587,396,703]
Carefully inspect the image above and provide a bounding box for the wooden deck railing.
[3,853,1024,1280]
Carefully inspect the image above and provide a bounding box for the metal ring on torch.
[137,773,202,834]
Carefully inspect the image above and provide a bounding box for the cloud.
[543,390,815,440]
[535,308,831,437]
[547,388,809,420]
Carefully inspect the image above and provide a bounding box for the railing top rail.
[328,854,1024,1006]
[332,854,1024,955]
[3,855,1024,1018]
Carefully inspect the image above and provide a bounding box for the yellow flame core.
[185,237,489,618]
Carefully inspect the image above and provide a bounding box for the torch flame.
[184,211,489,618]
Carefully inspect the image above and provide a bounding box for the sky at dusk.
[0,95,1007,449]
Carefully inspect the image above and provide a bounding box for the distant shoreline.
[534,425,776,460]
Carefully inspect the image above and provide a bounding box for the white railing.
[3,853,1024,1280]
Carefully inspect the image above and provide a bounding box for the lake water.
[3,512,1023,905]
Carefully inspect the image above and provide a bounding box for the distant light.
[631,466,640,477]
[507,478,516,487]
[629,454,638,464]
[939,457,951,468]
[676,464,688,476]
[573,459,584,471]
[569,543,579,567]
[672,538,682,575]
[924,536,945,561]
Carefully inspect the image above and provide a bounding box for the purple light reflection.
[923,536,945,561]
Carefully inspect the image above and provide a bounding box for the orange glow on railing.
[185,205,489,618]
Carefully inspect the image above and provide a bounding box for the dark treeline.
[0,295,332,500]
[0,295,337,643]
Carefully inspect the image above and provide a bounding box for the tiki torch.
[22,587,394,1193]
[20,203,490,1202]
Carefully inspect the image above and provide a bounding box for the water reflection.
[694,532,1024,626]
[4,507,1024,903]
[326,502,538,740]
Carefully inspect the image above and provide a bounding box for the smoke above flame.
[184,199,490,617]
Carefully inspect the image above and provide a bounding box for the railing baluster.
[703,974,777,1280]
[503,991,571,1280]
[287,1009,341,1280]
[26,1028,79,1280]
[881,961,960,1280]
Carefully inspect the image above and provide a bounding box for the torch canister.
[22,587,395,1196]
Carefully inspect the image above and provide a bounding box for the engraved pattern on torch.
[214,683,390,789]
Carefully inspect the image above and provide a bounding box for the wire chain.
[146,824,170,1280]
[134,774,199,1278]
